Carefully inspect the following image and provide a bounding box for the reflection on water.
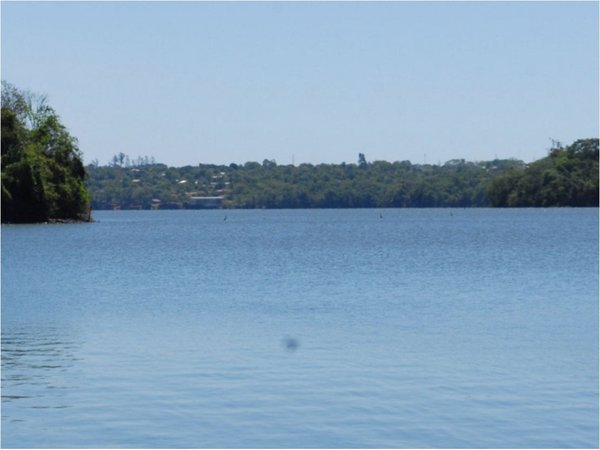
[1,325,81,416]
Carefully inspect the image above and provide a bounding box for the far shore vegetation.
[88,138,598,211]
[1,82,598,223]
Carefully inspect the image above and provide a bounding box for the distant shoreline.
[86,139,599,210]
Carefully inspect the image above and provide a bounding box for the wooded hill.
[86,139,598,210]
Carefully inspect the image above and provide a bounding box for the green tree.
[487,139,599,207]
[358,153,368,168]
[1,82,91,223]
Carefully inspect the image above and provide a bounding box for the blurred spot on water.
[282,336,299,352]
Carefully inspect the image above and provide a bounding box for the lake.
[2,208,598,448]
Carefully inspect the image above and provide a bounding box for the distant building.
[186,195,224,209]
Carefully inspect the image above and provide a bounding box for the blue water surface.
[2,208,598,448]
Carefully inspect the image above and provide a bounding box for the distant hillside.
[87,139,598,210]
[86,154,526,210]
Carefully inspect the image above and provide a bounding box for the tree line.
[85,138,598,210]
[1,82,91,223]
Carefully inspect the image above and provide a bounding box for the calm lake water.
[2,208,598,448]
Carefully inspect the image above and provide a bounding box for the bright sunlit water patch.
[2,208,598,448]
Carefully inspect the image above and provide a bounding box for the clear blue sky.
[2,1,598,167]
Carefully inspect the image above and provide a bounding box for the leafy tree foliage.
[487,139,599,207]
[1,82,91,223]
